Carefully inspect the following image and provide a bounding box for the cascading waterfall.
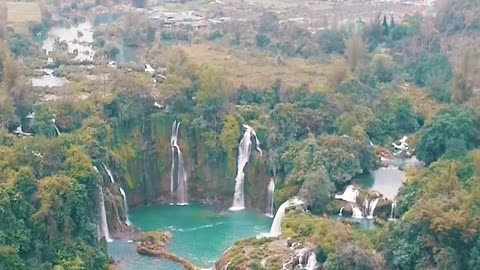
[269,197,303,237]
[52,118,61,136]
[170,121,176,204]
[335,185,359,203]
[102,163,130,225]
[230,124,262,211]
[363,199,369,216]
[388,201,397,221]
[298,254,304,268]
[119,188,131,225]
[98,185,112,242]
[351,204,363,219]
[170,120,188,205]
[305,252,317,270]
[338,207,344,216]
[366,198,380,220]
[102,163,115,184]
[265,178,275,218]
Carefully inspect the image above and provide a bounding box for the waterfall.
[170,121,176,204]
[119,187,131,225]
[269,197,303,237]
[102,163,130,225]
[98,186,112,242]
[265,178,275,218]
[52,119,61,136]
[338,207,344,216]
[366,198,380,219]
[351,204,363,219]
[176,150,188,205]
[298,254,304,268]
[170,120,188,205]
[102,163,115,183]
[363,199,369,216]
[335,185,359,203]
[306,252,317,270]
[388,201,397,221]
[230,124,262,211]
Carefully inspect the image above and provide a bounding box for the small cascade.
[335,185,359,203]
[170,121,176,204]
[96,224,101,240]
[102,163,130,225]
[170,121,188,205]
[119,187,131,225]
[265,178,275,218]
[298,254,304,268]
[363,199,369,217]
[13,125,32,136]
[388,201,397,221]
[351,204,363,219]
[269,197,303,237]
[98,185,112,242]
[305,252,317,270]
[51,118,61,136]
[338,207,344,216]
[366,198,380,220]
[230,124,262,211]
[102,163,115,183]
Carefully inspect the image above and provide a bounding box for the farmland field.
[6,1,41,23]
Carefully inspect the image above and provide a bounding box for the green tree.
[416,107,477,164]
[345,35,366,71]
[370,53,395,83]
[414,53,452,88]
[0,246,25,270]
[317,30,345,54]
[392,98,419,134]
[219,115,240,170]
[298,168,334,213]
[255,34,271,49]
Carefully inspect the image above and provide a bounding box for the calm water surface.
[108,204,271,269]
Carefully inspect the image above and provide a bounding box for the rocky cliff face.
[108,112,270,210]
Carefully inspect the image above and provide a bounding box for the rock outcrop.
[136,231,197,270]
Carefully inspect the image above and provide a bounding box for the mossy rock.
[139,231,172,249]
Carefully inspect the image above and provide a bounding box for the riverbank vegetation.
[0,0,479,268]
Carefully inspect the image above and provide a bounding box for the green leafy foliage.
[416,106,478,164]
[382,154,480,270]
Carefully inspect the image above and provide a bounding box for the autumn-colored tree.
[345,35,367,71]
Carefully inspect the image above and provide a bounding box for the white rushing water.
[363,199,369,217]
[170,120,188,205]
[51,118,61,136]
[98,185,113,242]
[366,198,380,220]
[351,204,364,219]
[170,121,176,204]
[388,201,397,221]
[305,252,317,270]
[338,207,344,216]
[230,124,262,211]
[335,185,359,203]
[102,163,130,225]
[119,188,131,225]
[103,163,115,183]
[265,178,275,218]
[269,197,303,237]
[42,21,95,62]
[13,125,32,136]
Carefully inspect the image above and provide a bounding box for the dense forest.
[0,0,479,269]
